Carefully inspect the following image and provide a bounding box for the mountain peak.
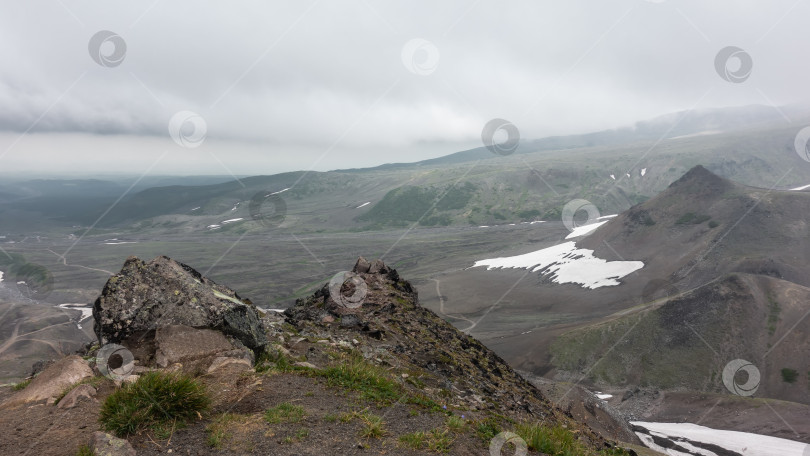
[668,164,732,193]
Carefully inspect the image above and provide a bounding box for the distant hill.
[549,165,810,404]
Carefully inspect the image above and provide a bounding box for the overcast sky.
[0,0,807,176]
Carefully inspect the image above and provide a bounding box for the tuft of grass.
[98,371,210,437]
[475,417,501,442]
[399,431,427,449]
[359,413,385,439]
[75,444,93,456]
[296,428,309,439]
[446,415,466,433]
[206,413,250,448]
[323,413,339,423]
[515,422,593,456]
[398,429,453,453]
[12,379,31,391]
[314,355,401,405]
[427,429,453,453]
[265,402,306,424]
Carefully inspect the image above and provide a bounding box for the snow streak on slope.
[632,421,809,456]
[473,241,643,289]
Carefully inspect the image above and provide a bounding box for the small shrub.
[12,379,30,391]
[708,220,719,228]
[265,402,306,424]
[98,371,210,437]
[75,444,93,456]
[781,368,799,383]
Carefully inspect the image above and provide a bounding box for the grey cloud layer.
[0,0,808,172]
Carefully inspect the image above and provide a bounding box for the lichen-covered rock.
[89,431,136,456]
[93,255,267,353]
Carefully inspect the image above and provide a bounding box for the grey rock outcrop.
[93,255,267,354]
[0,355,93,409]
[89,431,136,456]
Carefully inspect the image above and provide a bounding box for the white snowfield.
[473,241,643,289]
[564,214,617,239]
[632,421,810,456]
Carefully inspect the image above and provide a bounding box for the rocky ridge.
[0,255,653,455]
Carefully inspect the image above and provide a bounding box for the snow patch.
[221,218,244,224]
[0,271,3,283]
[610,174,616,180]
[191,206,200,211]
[632,421,809,456]
[473,241,643,289]
[641,168,647,176]
[207,224,221,230]
[790,184,810,191]
[565,221,609,239]
[58,304,93,329]
[356,202,371,209]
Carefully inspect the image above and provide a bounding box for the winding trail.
[46,249,114,275]
[431,278,476,331]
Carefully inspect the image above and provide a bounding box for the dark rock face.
[93,255,267,353]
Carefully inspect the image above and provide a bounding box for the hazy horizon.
[2,1,809,176]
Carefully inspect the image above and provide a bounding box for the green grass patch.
[474,417,501,442]
[75,444,93,456]
[12,379,31,391]
[98,371,210,437]
[675,212,711,225]
[399,429,453,453]
[514,422,632,456]
[313,355,401,405]
[781,368,799,383]
[265,402,306,424]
